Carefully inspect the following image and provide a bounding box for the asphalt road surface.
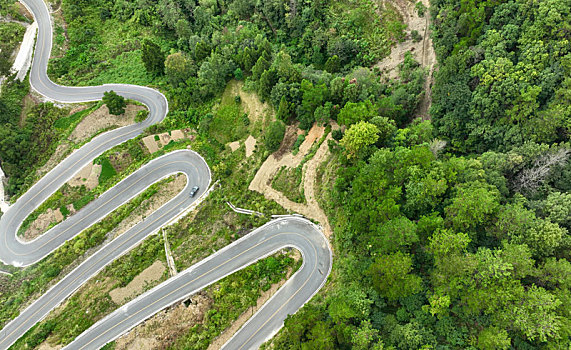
[0,0,332,348]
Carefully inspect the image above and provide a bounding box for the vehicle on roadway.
[189,185,199,197]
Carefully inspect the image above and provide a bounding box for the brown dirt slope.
[375,0,436,119]
[249,123,337,238]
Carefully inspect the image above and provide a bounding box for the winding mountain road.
[0,0,332,348]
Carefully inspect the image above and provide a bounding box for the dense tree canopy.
[430,0,571,152]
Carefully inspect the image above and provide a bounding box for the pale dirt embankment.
[249,123,337,238]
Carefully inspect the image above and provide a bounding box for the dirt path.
[109,261,166,304]
[249,124,335,238]
[375,0,436,119]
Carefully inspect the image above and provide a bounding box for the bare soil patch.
[37,341,62,350]
[274,125,303,160]
[299,124,324,155]
[69,104,142,142]
[245,135,257,157]
[142,135,159,154]
[227,140,240,152]
[22,207,63,241]
[115,293,212,350]
[66,162,101,190]
[142,129,191,154]
[227,80,271,125]
[109,260,166,304]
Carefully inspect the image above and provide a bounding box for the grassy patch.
[73,192,95,211]
[97,157,118,185]
[272,166,306,204]
[328,0,402,64]
[53,104,99,130]
[86,50,153,86]
[210,103,249,144]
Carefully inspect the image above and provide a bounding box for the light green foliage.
[351,320,384,350]
[493,201,535,243]
[328,283,372,322]
[337,100,376,126]
[134,110,149,123]
[542,191,571,228]
[478,327,511,350]
[428,229,470,264]
[298,79,328,129]
[515,218,567,258]
[539,258,571,290]
[272,50,300,83]
[371,216,418,253]
[445,181,500,235]
[324,55,340,73]
[502,285,563,343]
[340,121,379,159]
[368,251,422,301]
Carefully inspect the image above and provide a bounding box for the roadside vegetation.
[0,22,26,76]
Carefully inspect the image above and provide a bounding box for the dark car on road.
[190,186,199,197]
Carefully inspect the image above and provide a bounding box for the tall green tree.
[368,251,422,302]
[340,121,379,159]
[264,120,285,152]
[102,90,126,115]
[164,52,195,87]
[141,39,165,75]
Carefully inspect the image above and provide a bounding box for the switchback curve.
[0,0,332,349]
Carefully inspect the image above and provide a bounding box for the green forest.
[0,0,569,348]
